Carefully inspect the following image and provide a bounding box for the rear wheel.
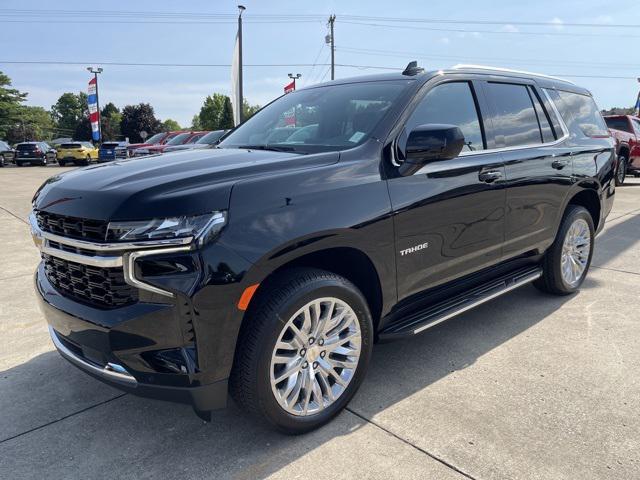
[230,268,373,434]
[58,159,66,167]
[616,156,627,186]
[534,205,594,295]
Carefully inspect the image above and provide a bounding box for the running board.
[379,266,542,341]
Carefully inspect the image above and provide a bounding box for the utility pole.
[87,66,103,142]
[238,5,245,123]
[328,15,336,80]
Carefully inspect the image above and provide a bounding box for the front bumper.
[36,266,229,411]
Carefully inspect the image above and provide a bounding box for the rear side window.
[528,86,556,143]
[486,82,543,147]
[406,82,485,152]
[546,89,608,137]
[604,117,631,133]
[631,118,640,135]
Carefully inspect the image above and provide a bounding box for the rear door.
[388,78,507,301]
[481,80,572,258]
[630,117,640,170]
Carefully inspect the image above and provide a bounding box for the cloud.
[550,17,564,31]
[501,24,520,33]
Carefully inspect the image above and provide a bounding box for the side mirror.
[398,124,465,176]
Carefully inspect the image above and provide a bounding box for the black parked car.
[0,140,14,166]
[15,142,55,166]
[30,64,615,434]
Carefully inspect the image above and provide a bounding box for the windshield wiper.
[236,144,298,153]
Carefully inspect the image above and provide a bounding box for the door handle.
[552,159,570,170]
[478,170,503,183]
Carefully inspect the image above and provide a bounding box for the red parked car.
[127,131,182,157]
[135,131,208,156]
[603,115,640,185]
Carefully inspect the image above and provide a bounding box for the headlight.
[107,211,226,244]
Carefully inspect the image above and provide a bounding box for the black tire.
[58,159,66,167]
[230,267,373,434]
[16,161,23,167]
[534,205,594,295]
[616,156,627,186]
[0,154,5,167]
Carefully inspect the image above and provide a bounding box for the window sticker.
[349,131,365,143]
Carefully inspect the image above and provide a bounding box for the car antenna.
[402,61,424,76]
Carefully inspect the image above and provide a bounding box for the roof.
[305,63,586,94]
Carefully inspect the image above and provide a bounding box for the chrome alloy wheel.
[270,297,362,416]
[561,218,591,287]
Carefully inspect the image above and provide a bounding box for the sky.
[2,0,640,128]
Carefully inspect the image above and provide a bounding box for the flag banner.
[87,77,100,141]
[635,90,640,116]
[284,80,295,94]
[230,32,241,126]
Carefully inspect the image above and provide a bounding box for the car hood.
[33,147,339,221]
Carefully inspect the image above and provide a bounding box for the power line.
[0,61,635,80]
[339,14,640,29]
[0,60,333,67]
[338,20,640,39]
[336,46,640,70]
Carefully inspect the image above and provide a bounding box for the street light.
[288,73,302,90]
[86,67,103,142]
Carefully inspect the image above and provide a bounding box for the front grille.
[43,253,137,309]
[36,210,108,242]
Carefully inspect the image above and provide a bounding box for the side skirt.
[379,265,542,341]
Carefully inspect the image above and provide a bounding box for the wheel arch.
[566,187,601,231]
[244,246,384,333]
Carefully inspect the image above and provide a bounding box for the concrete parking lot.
[1,164,639,479]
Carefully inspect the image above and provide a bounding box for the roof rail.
[450,64,575,85]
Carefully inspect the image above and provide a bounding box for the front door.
[387,80,507,302]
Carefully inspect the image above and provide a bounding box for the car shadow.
[0,274,600,479]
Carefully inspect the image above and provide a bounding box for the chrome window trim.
[49,326,137,386]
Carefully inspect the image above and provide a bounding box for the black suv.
[31,65,615,433]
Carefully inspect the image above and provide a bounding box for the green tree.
[120,103,162,143]
[162,118,181,131]
[6,106,55,143]
[190,114,201,130]
[242,99,261,121]
[0,71,28,139]
[220,96,234,129]
[100,102,122,140]
[197,93,227,130]
[51,92,85,136]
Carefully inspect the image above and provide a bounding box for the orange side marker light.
[237,283,260,311]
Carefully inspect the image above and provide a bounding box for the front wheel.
[616,156,627,186]
[535,205,594,295]
[230,268,373,434]
[0,154,5,167]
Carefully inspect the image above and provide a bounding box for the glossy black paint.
[33,68,615,411]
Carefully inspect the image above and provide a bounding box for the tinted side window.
[547,89,608,137]
[632,118,640,135]
[528,86,555,143]
[486,82,542,147]
[406,82,485,152]
[604,117,631,133]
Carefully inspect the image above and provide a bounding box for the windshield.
[219,81,409,154]
[197,130,226,144]
[187,133,204,144]
[144,132,165,144]
[165,133,190,145]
